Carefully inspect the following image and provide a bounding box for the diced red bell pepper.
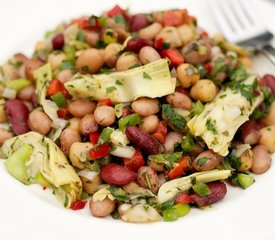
[89,132,100,144]
[71,200,87,210]
[71,17,89,29]
[97,98,112,106]
[163,10,188,26]
[161,48,184,66]
[123,149,145,171]
[89,143,112,160]
[107,5,126,17]
[175,193,193,204]
[57,108,72,120]
[46,79,69,98]
[167,156,191,180]
[201,31,209,38]
[204,63,212,74]
[154,38,164,50]
[152,121,167,144]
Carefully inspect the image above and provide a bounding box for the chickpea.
[67,117,81,132]
[47,51,66,71]
[28,109,52,135]
[56,69,74,83]
[90,197,116,217]
[116,52,140,71]
[139,46,161,65]
[259,126,275,153]
[104,43,123,68]
[239,149,253,172]
[190,79,217,102]
[2,62,19,80]
[261,102,275,126]
[140,115,159,133]
[164,131,183,152]
[76,48,104,74]
[177,63,200,88]
[193,150,223,171]
[139,22,162,40]
[155,27,182,48]
[60,128,81,154]
[84,31,99,47]
[177,24,195,45]
[0,128,13,144]
[166,92,192,110]
[251,145,271,174]
[68,99,96,118]
[69,142,93,169]
[0,103,7,123]
[137,166,160,193]
[131,97,160,116]
[80,175,102,194]
[94,106,116,127]
[79,114,98,135]
[17,85,35,101]
[147,161,166,172]
[25,59,43,81]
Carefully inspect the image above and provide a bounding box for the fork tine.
[230,0,252,29]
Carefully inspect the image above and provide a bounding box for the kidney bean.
[100,163,137,186]
[125,38,153,53]
[126,126,161,154]
[241,120,260,145]
[52,34,64,50]
[130,14,149,32]
[260,74,275,95]
[5,99,30,135]
[190,181,227,207]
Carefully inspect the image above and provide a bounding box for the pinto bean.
[0,128,14,144]
[137,166,160,193]
[147,161,166,172]
[81,175,102,194]
[5,99,30,135]
[241,120,260,145]
[261,102,275,126]
[25,59,43,81]
[140,115,159,133]
[56,69,74,83]
[163,131,183,152]
[166,92,192,110]
[67,117,81,132]
[138,46,161,65]
[90,197,116,217]
[85,31,99,47]
[126,126,161,155]
[79,114,98,135]
[259,126,275,153]
[47,51,66,70]
[155,26,182,48]
[251,145,271,174]
[28,109,52,135]
[60,128,81,154]
[177,24,195,45]
[94,105,116,126]
[139,22,162,40]
[116,52,140,71]
[193,150,223,171]
[68,99,96,118]
[190,181,227,207]
[104,43,123,68]
[17,85,35,101]
[131,97,159,116]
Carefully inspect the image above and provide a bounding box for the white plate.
[0,1,275,240]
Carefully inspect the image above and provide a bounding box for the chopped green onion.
[163,204,190,221]
[103,29,117,44]
[190,101,204,117]
[181,133,195,152]
[60,60,75,70]
[192,182,211,197]
[237,173,255,189]
[118,113,141,130]
[99,127,113,143]
[63,45,76,61]
[173,204,191,217]
[5,78,31,92]
[50,91,67,107]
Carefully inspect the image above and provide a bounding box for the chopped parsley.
[205,118,218,135]
[106,86,116,94]
[190,101,204,117]
[108,185,129,202]
[115,79,124,85]
[162,104,187,131]
[229,65,248,82]
[196,157,209,167]
[143,71,152,80]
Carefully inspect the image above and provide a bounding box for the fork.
[210,0,275,65]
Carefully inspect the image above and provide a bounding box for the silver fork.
[210,0,275,65]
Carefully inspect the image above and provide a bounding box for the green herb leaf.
[229,65,248,82]
[106,86,117,94]
[118,113,141,130]
[143,71,152,80]
[196,157,209,167]
[190,101,204,117]
[205,117,218,135]
[162,104,187,131]
[108,185,129,202]
[192,182,211,197]
[60,60,75,70]
[115,79,124,85]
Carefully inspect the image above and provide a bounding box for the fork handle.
[261,45,275,66]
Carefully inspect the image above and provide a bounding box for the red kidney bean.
[260,74,275,95]
[130,14,149,32]
[175,86,190,97]
[52,34,65,50]
[126,126,161,154]
[125,38,153,53]
[190,181,227,207]
[241,120,260,145]
[100,163,137,186]
[5,99,30,135]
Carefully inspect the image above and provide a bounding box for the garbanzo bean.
[177,24,195,45]
[90,197,116,217]
[104,43,123,68]
[166,92,192,110]
[79,114,98,135]
[68,99,96,118]
[0,103,7,123]
[81,175,102,194]
[251,145,271,174]
[140,115,159,133]
[177,63,200,88]
[259,126,275,153]
[94,106,116,126]
[28,109,52,135]
[17,85,35,101]
[76,48,104,74]
[139,46,161,65]
[116,52,140,71]
[190,79,217,102]
[47,51,66,70]
[84,31,99,47]
[0,128,13,144]
[69,142,93,169]
[156,26,182,48]
[60,128,82,154]
[261,102,275,126]
[139,22,162,40]
[239,149,253,172]
[131,97,160,116]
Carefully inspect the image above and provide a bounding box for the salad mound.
[0,4,274,223]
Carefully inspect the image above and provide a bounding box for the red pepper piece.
[123,149,145,172]
[175,193,193,204]
[152,121,167,144]
[204,63,212,74]
[97,98,112,106]
[89,132,100,144]
[107,5,126,17]
[161,48,184,66]
[71,200,87,210]
[57,108,72,120]
[89,143,112,160]
[167,156,191,180]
